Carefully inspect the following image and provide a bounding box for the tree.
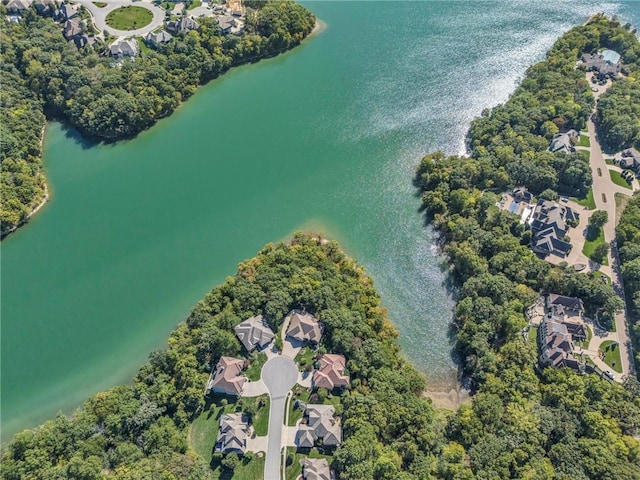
[589,210,609,228]
[591,242,610,263]
[221,452,240,470]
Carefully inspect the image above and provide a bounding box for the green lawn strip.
[615,192,631,223]
[137,38,152,56]
[585,325,593,343]
[288,387,311,426]
[605,159,615,166]
[189,395,237,462]
[582,226,609,265]
[527,326,538,349]
[245,352,267,381]
[286,450,333,480]
[599,340,623,373]
[245,395,269,436]
[187,0,202,10]
[609,169,632,189]
[210,454,265,480]
[577,135,591,147]
[294,346,316,370]
[106,6,153,30]
[92,1,107,7]
[571,187,596,209]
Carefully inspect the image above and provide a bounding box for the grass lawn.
[571,187,596,210]
[294,346,316,370]
[582,226,609,266]
[210,454,265,480]
[189,396,237,462]
[609,169,632,189]
[577,135,591,147]
[137,38,152,56]
[245,352,267,381]
[527,326,538,350]
[600,340,622,373]
[244,395,269,436]
[187,0,202,9]
[285,449,333,480]
[92,1,107,6]
[615,193,631,224]
[106,6,153,30]
[288,386,342,426]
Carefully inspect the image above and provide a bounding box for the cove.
[2,0,638,443]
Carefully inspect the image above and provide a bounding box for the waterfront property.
[286,311,322,344]
[581,49,622,79]
[144,30,172,48]
[538,294,587,371]
[548,129,579,153]
[215,413,249,455]
[529,199,580,258]
[497,186,535,224]
[295,404,342,448]
[207,356,246,396]
[312,354,349,391]
[166,16,199,34]
[234,315,275,352]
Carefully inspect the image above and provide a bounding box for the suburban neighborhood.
[199,310,346,480]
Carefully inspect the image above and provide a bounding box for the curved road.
[76,0,165,37]
[261,356,298,480]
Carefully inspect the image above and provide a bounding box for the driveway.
[262,356,298,480]
[76,0,165,37]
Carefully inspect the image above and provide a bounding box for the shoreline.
[423,387,471,411]
[1,126,49,240]
[310,18,327,38]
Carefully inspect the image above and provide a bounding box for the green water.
[2,1,639,442]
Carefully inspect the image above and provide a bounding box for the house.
[6,0,32,13]
[286,310,322,344]
[207,356,246,396]
[234,315,275,351]
[621,148,640,171]
[538,319,581,370]
[548,130,578,154]
[295,404,342,448]
[59,2,79,20]
[34,0,55,15]
[581,50,621,79]
[110,39,138,59]
[215,413,249,454]
[547,294,584,318]
[529,199,579,258]
[145,30,172,48]
[512,186,533,204]
[63,18,83,39]
[166,16,199,34]
[302,458,333,480]
[313,354,349,391]
[216,15,239,34]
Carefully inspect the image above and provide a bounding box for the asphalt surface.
[261,356,298,480]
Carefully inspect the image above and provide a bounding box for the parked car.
[604,370,615,380]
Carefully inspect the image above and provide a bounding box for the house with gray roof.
[145,30,172,48]
[538,319,581,371]
[215,14,243,34]
[59,2,79,20]
[548,130,578,154]
[110,39,138,59]
[512,186,533,204]
[302,458,333,480]
[286,310,322,344]
[621,148,640,172]
[207,356,246,396]
[529,199,579,259]
[215,413,249,454]
[295,404,342,448]
[313,354,349,391]
[166,16,199,34]
[6,0,32,13]
[581,49,622,79]
[547,294,584,318]
[34,0,55,15]
[63,18,82,38]
[234,315,275,351]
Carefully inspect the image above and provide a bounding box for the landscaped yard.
[245,352,267,381]
[571,187,596,210]
[189,396,237,462]
[600,340,622,373]
[187,0,202,9]
[609,169,632,189]
[577,135,591,147]
[294,346,316,370]
[285,449,333,480]
[210,454,265,480]
[287,386,342,426]
[106,6,153,30]
[527,326,538,349]
[245,395,269,436]
[582,225,609,265]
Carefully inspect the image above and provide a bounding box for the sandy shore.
[423,387,471,411]
[310,18,327,38]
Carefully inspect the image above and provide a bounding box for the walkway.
[261,356,298,480]
[75,0,165,38]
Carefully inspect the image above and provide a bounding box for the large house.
[547,294,584,318]
[529,199,579,258]
[59,2,79,20]
[548,130,579,153]
[6,0,32,13]
[286,310,322,344]
[295,404,342,448]
[166,16,199,34]
[582,49,622,79]
[302,458,333,480]
[234,315,275,351]
[110,39,138,59]
[145,30,172,48]
[215,413,249,454]
[538,294,586,371]
[207,356,246,396]
[313,354,349,391]
[620,148,640,172]
[216,15,243,34]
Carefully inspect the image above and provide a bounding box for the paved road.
[76,0,165,38]
[262,356,298,480]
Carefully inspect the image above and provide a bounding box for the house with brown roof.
[295,404,342,448]
[286,310,322,344]
[234,315,275,351]
[302,458,333,480]
[538,319,582,371]
[313,354,349,391]
[215,413,249,454]
[207,356,246,396]
[547,294,584,318]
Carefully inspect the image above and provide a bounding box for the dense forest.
[415,14,640,479]
[617,193,640,369]
[0,0,315,235]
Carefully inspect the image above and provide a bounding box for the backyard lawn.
[582,226,609,265]
[287,386,342,426]
[294,346,316,370]
[210,455,265,480]
[609,169,632,189]
[527,326,538,349]
[245,352,267,381]
[571,187,596,210]
[600,340,622,373]
[106,6,153,30]
[577,135,591,147]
